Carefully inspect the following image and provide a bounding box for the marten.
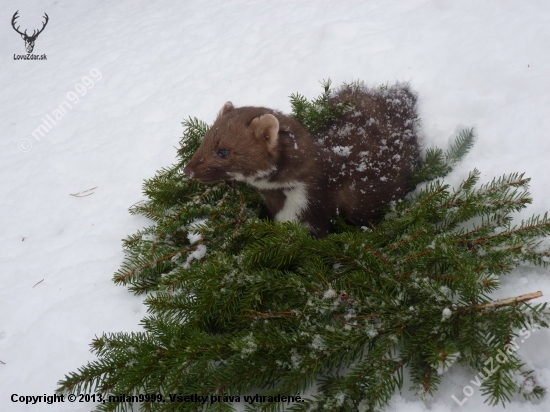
[183,83,421,237]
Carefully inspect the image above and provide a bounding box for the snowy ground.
[2,0,550,411]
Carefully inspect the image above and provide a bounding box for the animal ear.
[218,101,234,117]
[251,114,279,151]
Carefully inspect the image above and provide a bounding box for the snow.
[323,285,337,299]
[186,218,207,244]
[182,244,207,269]
[310,334,326,351]
[332,145,352,157]
[1,0,550,411]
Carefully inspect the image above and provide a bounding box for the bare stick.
[32,279,44,288]
[477,291,543,310]
[70,186,98,197]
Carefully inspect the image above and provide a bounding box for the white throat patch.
[275,183,308,222]
[228,168,309,222]
[229,167,276,188]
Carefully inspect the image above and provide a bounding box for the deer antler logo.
[11,11,49,54]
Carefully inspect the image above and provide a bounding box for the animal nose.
[183,164,194,178]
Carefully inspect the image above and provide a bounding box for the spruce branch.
[289,78,354,133]
[445,128,475,165]
[412,128,475,184]
[57,81,550,412]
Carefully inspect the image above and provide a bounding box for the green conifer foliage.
[290,79,354,133]
[58,83,550,412]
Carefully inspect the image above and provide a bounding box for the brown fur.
[184,83,421,237]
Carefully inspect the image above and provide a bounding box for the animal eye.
[218,149,230,158]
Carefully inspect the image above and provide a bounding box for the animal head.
[11,11,49,54]
[183,102,281,184]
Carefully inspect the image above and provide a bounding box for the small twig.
[32,279,44,288]
[364,244,396,273]
[477,291,543,310]
[70,186,98,197]
[128,200,146,208]
[385,228,427,251]
[71,192,95,197]
[347,314,380,320]
[115,244,201,283]
[241,309,297,319]
[334,315,365,330]
[399,250,431,263]
[402,273,458,281]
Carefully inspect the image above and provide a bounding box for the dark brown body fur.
[184,83,421,237]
